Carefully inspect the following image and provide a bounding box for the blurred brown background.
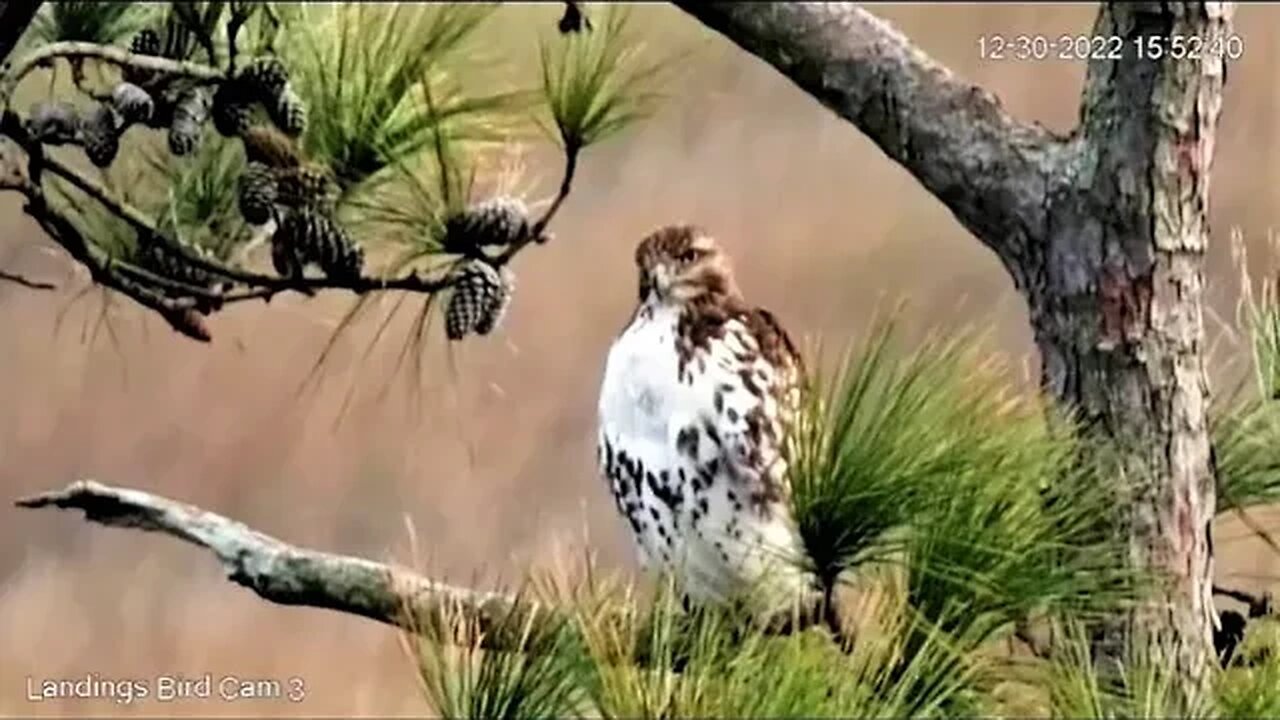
[2,3,1279,716]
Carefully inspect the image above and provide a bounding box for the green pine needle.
[792,315,1142,653]
[144,139,246,260]
[538,5,675,152]
[278,3,522,194]
[29,1,157,46]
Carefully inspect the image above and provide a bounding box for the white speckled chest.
[596,301,812,609]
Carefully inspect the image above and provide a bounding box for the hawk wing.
[662,302,805,520]
[705,306,804,513]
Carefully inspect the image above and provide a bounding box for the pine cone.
[161,307,212,342]
[124,29,162,86]
[238,161,278,225]
[168,88,210,156]
[472,266,514,336]
[80,104,120,168]
[558,1,592,33]
[445,259,507,341]
[274,207,363,281]
[212,82,254,137]
[142,93,175,129]
[236,56,290,102]
[241,125,301,169]
[442,196,531,254]
[25,101,81,144]
[110,82,154,126]
[275,164,337,211]
[130,28,161,56]
[135,239,220,289]
[269,84,307,137]
[270,231,303,279]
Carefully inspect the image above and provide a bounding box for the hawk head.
[634,225,740,305]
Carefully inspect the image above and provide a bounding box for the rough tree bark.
[673,0,1231,690]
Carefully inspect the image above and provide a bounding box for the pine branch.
[0,114,212,339]
[0,32,586,342]
[0,104,453,340]
[15,480,546,646]
[38,148,453,294]
[492,140,578,266]
[1,39,226,113]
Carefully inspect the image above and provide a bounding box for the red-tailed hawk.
[597,224,819,622]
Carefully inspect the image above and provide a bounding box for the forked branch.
[671,2,1065,285]
[15,480,543,645]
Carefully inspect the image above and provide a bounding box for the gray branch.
[0,40,226,113]
[672,2,1064,281]
[15,480,542,644]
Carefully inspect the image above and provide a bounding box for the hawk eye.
[677,249,698,264]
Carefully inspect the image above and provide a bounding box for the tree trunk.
[673,0,1233,692]
[1033,2,1229,685]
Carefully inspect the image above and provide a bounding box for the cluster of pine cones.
[212,55,306,140]
[21,25,538,341]
[232,125,362,282]
[23,74,193,168]
[202,52,358,282]
[21,27,276,167]
[436,198,535,341]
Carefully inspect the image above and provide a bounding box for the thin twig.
[493,141,579,266]
[69,58,111,102]
[1213,584,1274,618]
[0,268,55,290]
[225,4,251,73]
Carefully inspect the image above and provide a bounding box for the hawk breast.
[596,300,812,611]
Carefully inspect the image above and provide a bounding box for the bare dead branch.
[671,2,1065,285]
[0,268,54,289]
[15,480,543,644]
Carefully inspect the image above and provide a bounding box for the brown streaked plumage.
[597,223,817,624]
